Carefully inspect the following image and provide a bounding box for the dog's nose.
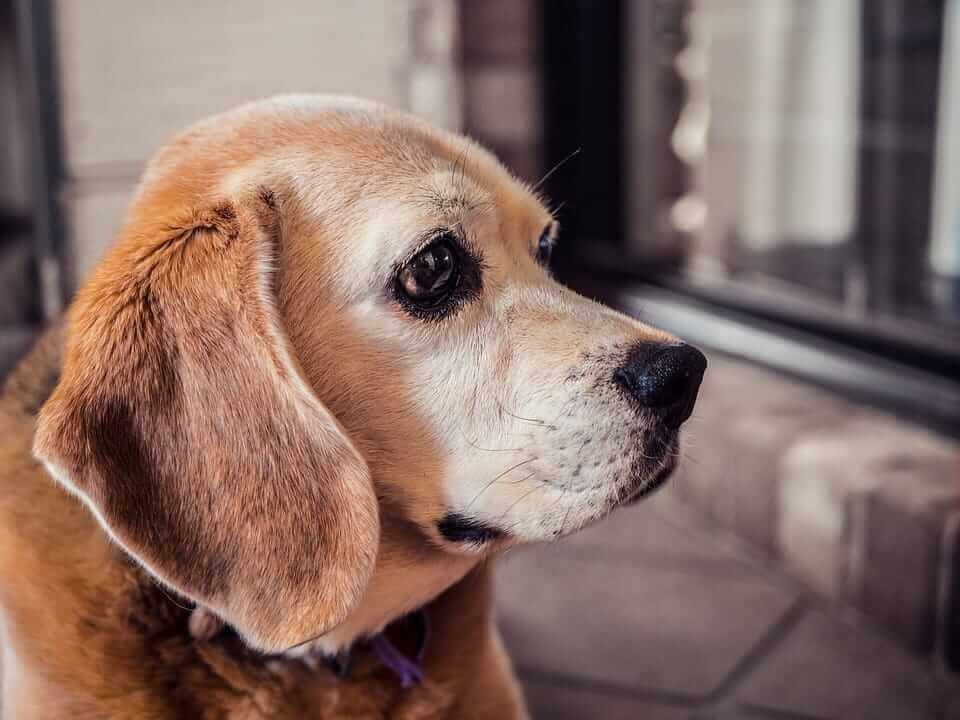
[614,342,707,428]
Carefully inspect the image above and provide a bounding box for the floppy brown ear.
[33,191,378,652]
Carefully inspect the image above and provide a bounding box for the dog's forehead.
[297,116,552,251]
[248,109,556,292]
[140,96,553,281]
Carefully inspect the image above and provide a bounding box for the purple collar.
[327,609,430,689]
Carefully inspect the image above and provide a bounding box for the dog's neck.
[205,603,432,688]
[180,511,480,661]
[291,516,480,657]
[123,498,480,664]
[11,325,479,661]
[0,326,509,717]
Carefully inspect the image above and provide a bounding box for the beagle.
[0,95,705,718]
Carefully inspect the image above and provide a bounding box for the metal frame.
[542,0,960,431]
[569,273,960,436]
[12,0,64,318]
[541,0,624,267]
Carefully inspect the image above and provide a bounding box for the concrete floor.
[496,490,960,720]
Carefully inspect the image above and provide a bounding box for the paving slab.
[0,238,36,326]
[687,708,781,720]
[946,512,960,673]
[946,693,960,719]
[520,677,691,720]
[736,610,954,720]
[779,417,959,597]
[672,355,850,550]
[658,352,960,667]
[0,327,36,381]
[860,460,960,654]
[562,490,757,572]
[496,542,797,699]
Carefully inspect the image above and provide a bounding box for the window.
[544,0,959,426]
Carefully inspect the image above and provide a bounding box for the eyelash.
[392,232,483,321]
[536,227,555,266]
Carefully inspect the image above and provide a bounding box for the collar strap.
[325,609,430,688]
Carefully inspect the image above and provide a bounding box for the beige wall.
[54,0,541,288]
[55,0,418,284]
[0,2,28,215]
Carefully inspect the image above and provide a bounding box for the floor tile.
[496,543,796,699]
[945,693,960,720]
[687,709,763,720]
[562,491,755,572]
[520,677,691,720]
[736,610,954,720]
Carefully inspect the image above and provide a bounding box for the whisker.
[545,392,580,428]
[548,488,569,529]
[680,452,701,467]
[502,470,537,486]
[560,498,575,536]
[531,148,582,193]
[495,397,546,426]
[459,428,526,453]
[465,456,538,511]
[152,581,194,612]
[496,484,544,526]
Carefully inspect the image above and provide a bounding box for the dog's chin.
[436,431,682,551]
[622,450,678,506]
[621,429,680,505]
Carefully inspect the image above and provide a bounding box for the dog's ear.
[33,191,378,652]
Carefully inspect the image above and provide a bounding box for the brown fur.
[0,297,521,720]
[34,194,379,652]
[0,94,687,718]
[0,97,532,719]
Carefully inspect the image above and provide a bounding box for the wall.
[52,1,420,286]
[51,0,542,290]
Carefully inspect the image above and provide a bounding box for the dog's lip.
[623,444,679,505]
[436,512,504,545]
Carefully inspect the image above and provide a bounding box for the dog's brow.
[412,186,488,218]
[412,162,496,221]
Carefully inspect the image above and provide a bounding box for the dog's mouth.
[437,430,682,548]
[609,426,680,507]
[436,512,505,546]
[623,445,679,505]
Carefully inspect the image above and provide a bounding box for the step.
[673,353,960,672]
[0,235,37,326]
[0,326,38,381]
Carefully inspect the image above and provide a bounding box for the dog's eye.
[536,227,554,266]
[398,238,459,303]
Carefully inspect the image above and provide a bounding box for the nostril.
[614,342,707,426]
[613,365,656,404]
[645,348,694,407]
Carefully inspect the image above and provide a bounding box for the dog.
[0,95,706,718]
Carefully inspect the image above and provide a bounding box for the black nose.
[614,343,707,428]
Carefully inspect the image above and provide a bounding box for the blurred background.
[1,0,959,717]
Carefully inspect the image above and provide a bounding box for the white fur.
[338,183,678,545]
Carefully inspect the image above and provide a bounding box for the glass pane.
[624,0,960,349]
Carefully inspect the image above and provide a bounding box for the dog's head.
[33,96,705,653]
